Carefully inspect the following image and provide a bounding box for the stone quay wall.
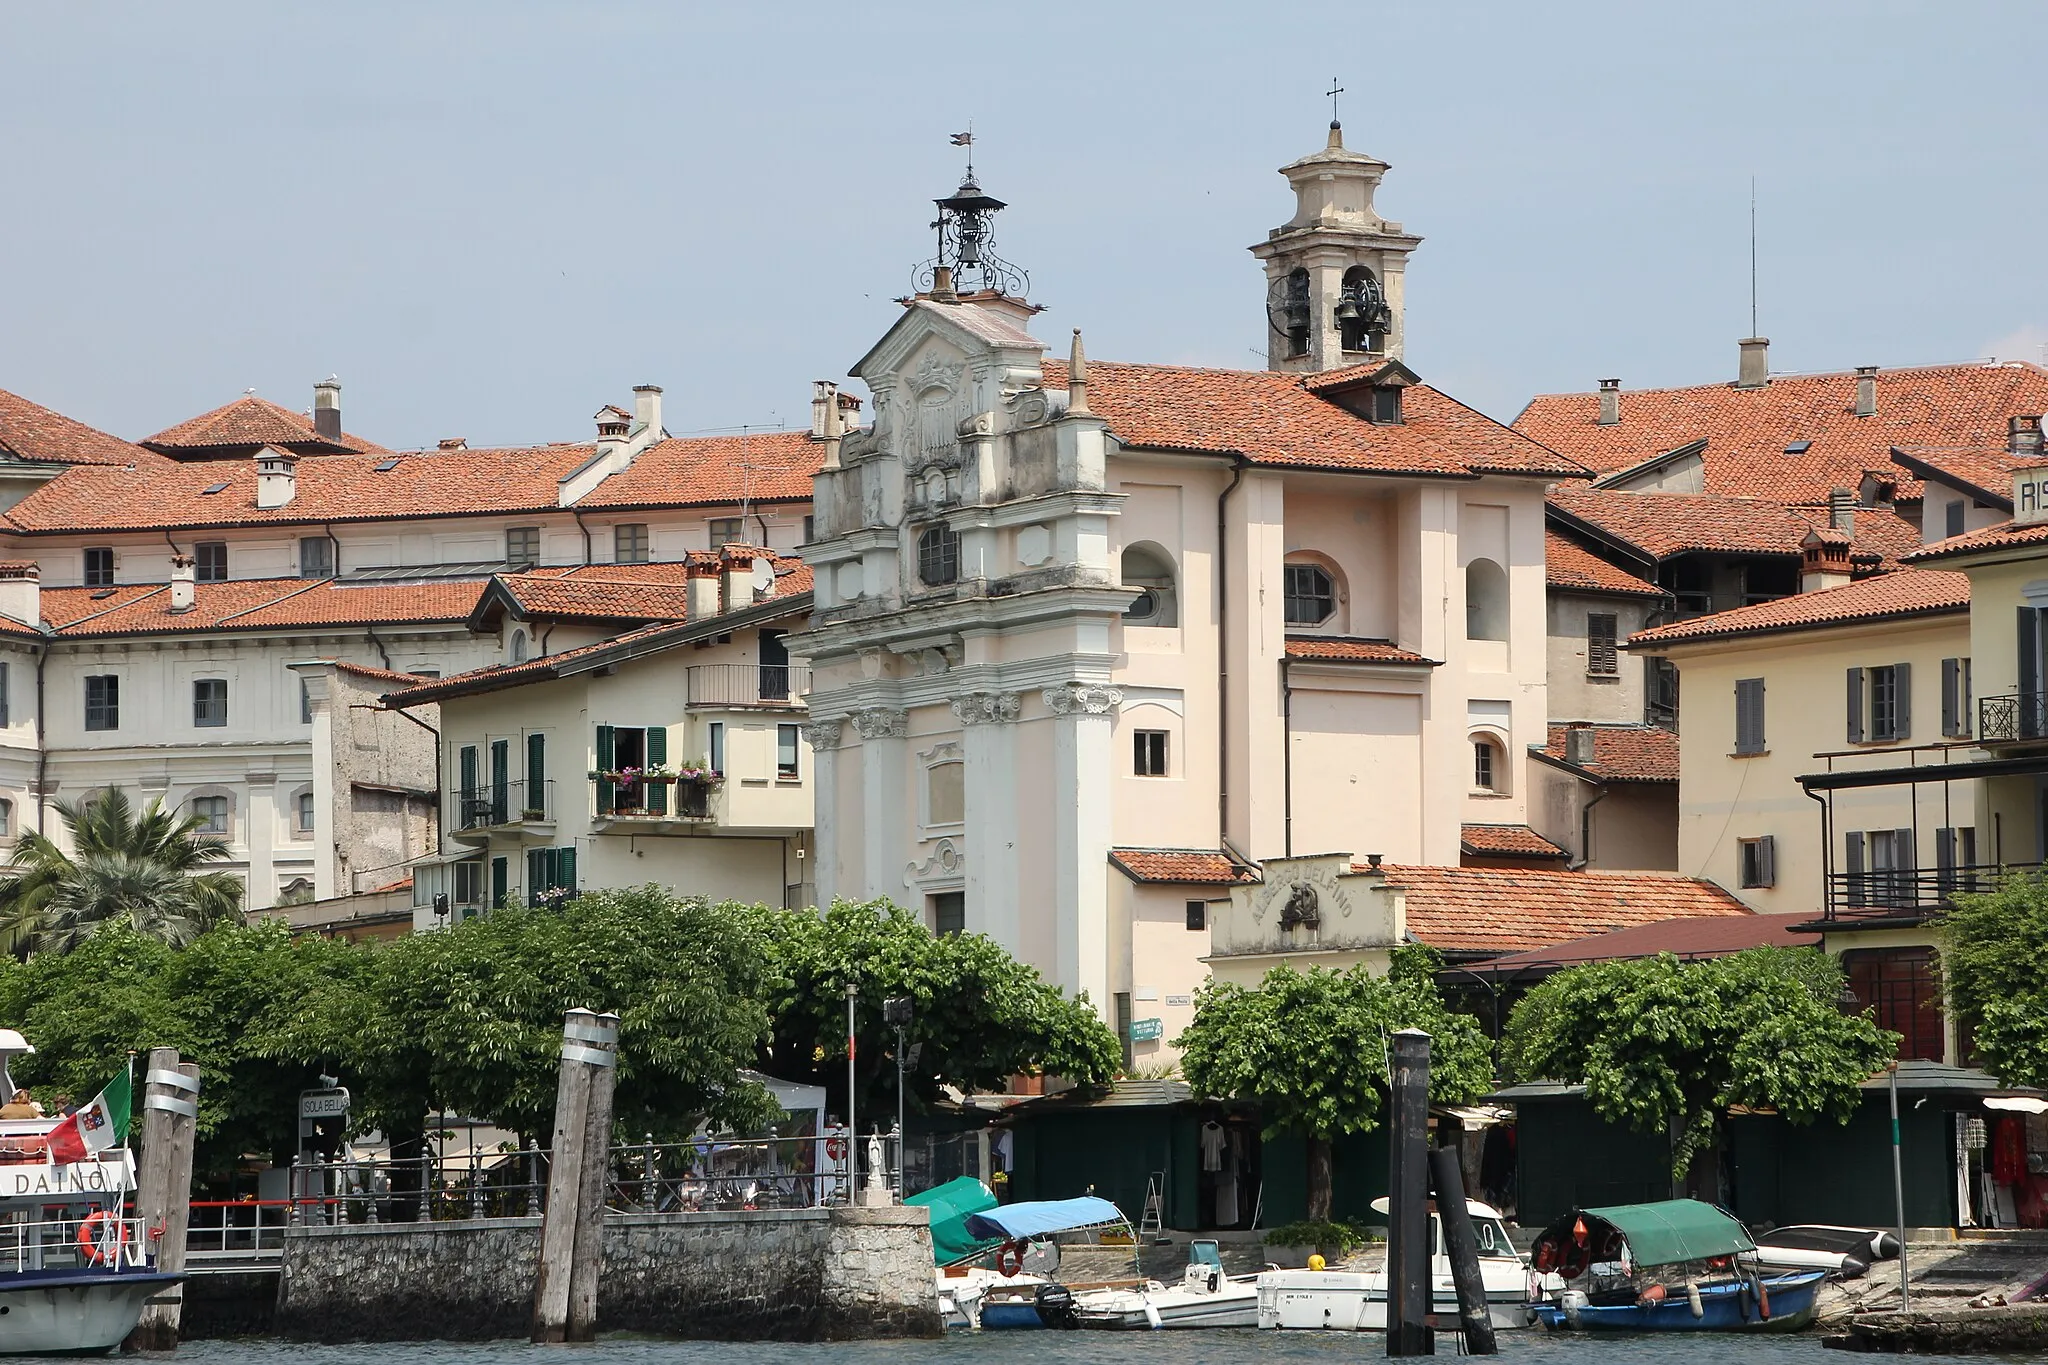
[273,1206,938,1343]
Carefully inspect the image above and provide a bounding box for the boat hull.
[1075,1285,1260,1330]
[1532,1270,1826,1333]
[0,1271,181,1356]
[1257,1270,1534,1332]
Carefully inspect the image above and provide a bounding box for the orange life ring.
[1560,1242,1591,1280]
[77,1210,127,1265]
[995,1241,1025,1276]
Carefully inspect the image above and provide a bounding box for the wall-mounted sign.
[299,1087,351,1120]
[2015,465,2048,525]
[1165,995,1193,1008]
[1129,1018,1165,1042]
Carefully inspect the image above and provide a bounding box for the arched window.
[510,629,529,663]
[1121,543,1179,627]
[1337,266,1390,354]
[1284,561,1337,626]
[1473,737,1504,793]
[917,525,960,587]
[1466,558,1508,641]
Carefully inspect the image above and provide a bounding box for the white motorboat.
[937,1266,1045,1330]
[1075,1242,1261,1329]
[1257,1197,1534,1332]
[1751,1225,1900,1277]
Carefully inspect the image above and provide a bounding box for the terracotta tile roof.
[1375,864,1752,955]
[1473,913,1818,972]
[1040,360,1587,479]
[330,660,439,688]
[914,299,1044,349]
[1459,824,1567,858]
[0,387,155,466]
[1538,724,1680,783]
[1108,848,1260,885]
[39,577,486,637]
[1902,517,2048,563]
[1544,531,1663,597]
[1283,635,1434,664]
[1628,568,1970,647]
[0,613,43,639]
[491,553,813,623]
[1548,486,1921,564]
[1513,361,2048,505]
[576,431,820,509]
[143,394,388,456]
[1890,444,2025,509]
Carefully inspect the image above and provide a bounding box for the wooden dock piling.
[127,1047,202,1351]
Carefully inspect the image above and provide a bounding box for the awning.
[1799,753,2048,792]
[1579,1199,1755,1267]
[963,1195,1126,1242]
[905,1176,1000,1267]
[1984,1096,2048,1114]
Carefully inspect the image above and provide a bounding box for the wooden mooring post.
[531,1008,618,1345]
[126,1047,202,1351]
[1386,1028,1433,1357]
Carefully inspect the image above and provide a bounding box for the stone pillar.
[244,770,278,909]
[954,693,1020,949]
[296,666,341,902]
[853,709,907,901]
[1044,684,1120,1014]
[127,1049,201,1351]
[531,1008,618,1344]
[804,719,843,909]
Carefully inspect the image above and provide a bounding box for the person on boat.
[52,1093,74,1116]
[0,1089,40,1119]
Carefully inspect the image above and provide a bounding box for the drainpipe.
[1216,457,1246,852]
[572,509,593,565]
[32,641,48,836]
[1572,783,1607,871]
[1281,657,1294,858]
[384,700,444,853]
[364,630,394,671]
[1804,781,1832,916]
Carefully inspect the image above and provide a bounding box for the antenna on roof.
[1749,175,1758,339]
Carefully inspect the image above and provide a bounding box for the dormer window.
[1371,386,1403,424]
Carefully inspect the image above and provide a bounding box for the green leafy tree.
[739,899,1121,1123]
[1175,948,1491,1220]
[1940,872,2048,1087]
[1504,947,1898,1185]
[0,789,245,957]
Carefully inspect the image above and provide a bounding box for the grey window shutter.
[1892,828,1915,871]
[2022,609,2041,736]
[1845,831,1866,908]
[1847,667,1866,743]
[1942,658,1959,737]
[1894,661,1912,740]
[1759,835,1775,887]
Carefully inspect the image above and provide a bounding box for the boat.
[1751,1224,1900,1278]
[917,1191,1140,1329]
[1256,1197,1534,1331]
[0,1035,181,1355]
[1074,1240,1262,1329]
[1526,1199,1827,1333]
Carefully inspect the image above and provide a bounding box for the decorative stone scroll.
[1041,683,1123,716]
[851,707,909,741]
[803,719,844,751]
[952,692,1022,726]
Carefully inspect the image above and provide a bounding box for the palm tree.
[0,789,245,957]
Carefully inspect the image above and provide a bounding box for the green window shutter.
[595,724,616,814]
[527,732,546,811]
[558,845,576,895]
[491,739,510,823]
[527,849,544,906]
[645,725,668,815]
[491,856,507,910]
[460,744,479,797]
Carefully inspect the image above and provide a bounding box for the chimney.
[437,437,467,450]
[1596,378,1621,425]
[719,548,755,614]
[1829,487,1855,533]
[1737,337,1770,389]
[1067,329,1092,416]
[2009,415,2043,458]
[820,384,845,472]
[930,264,957,302]
[168,554,196,613]
[685,559,720,620]
[1801,528,1853,593]
[312,377,341,440]
[1853,365,1878,418]
[0,562,40,629]
[1565,724,1597,767]
[632,384,663,440]
[255,446,298,509]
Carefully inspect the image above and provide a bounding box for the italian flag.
[47,1072,131,1165]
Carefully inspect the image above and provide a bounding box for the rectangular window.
[189,795,229,835]
[193,678,228,728]
[1473,739,1495,791]
[1371,386,1403,424]
[1858,662,1911,742]
[930,891,965,937]
[0,661,10,727]
[1738,835,1776,889]
[296,791,315,834]
[1843,948,1944,1062]
[1133,729,1169,777]
[1645,656,1679,726]
[195,541,228,582]
[453,860,484,906]
[1186,900,1208,931]
[83,547,114,587]
[1114,992,1135,1070]
[1945,500,1966,540]
[1848,828,1917,908]
[526,846,578,904]
[84,675,118,731]
[505,526,541,568]
[707,721,725,776]
[1734,677,1766,754]
[1936,825,1979,896]
[299,536,335,579]
[709,518,744,547]
[1587,612,1619,676]
[776,723,800,780]
[1941,657,1972,738]
[614,523,650,563]
[802,515,815,543]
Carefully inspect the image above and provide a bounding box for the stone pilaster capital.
[802,718,845,751]
[951,692,1022,726]
[1041,682,1122,717]
[850,707,909,741]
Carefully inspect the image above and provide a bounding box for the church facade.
[793,125,1586,1057]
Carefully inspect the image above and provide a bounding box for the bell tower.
[1250,121,1423,373]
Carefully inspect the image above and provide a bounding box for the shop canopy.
[905,1177,1000,1267]
[962,1195,1126,1243]
[1581,1199,1755,1268]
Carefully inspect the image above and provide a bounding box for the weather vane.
[950,126,973,178]
[1327,78,1344,126]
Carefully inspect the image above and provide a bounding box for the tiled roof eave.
[5,491,816,536]
[1888,448,2012,510]
[1525,749,1678,784]
[1630,600,1968,650]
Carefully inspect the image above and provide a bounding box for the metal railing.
[280,1146,552,1226]
[1979,693,2048,743]
[186,1200,289,1260]
[595,778,715,820]
[453,779,553,830]
[0,1214,152,1273]
[686,663,810,708]
[1823,861,2040,920]
[603,1130,896,1213]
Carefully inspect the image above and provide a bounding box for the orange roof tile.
[1514,361,2048,504]
[490,554,813,623]
[1628,568,1969,647]
[1545,531,1663,597]
[144,394,388,455]
[1538,724,1680,783]
[39,578,487,637]
[1890,444,2025,509]
[1902,517,2048,562]
[1549,486,1920,564]
[0,387,155,466]
[1459,824,1567,858]
[1108,848,1259,885]
[1041,360,1587,479]
[331,660,439,689]
[578,431,820,509]
[1376,864,1751,954]
[1283,636,1434,664]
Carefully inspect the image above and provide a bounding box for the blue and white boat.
[917,1190,1138,1330]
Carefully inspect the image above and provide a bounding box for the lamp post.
[884,997,914,1194]
[1889,1062,1912,1311]
[845,982,858,1203]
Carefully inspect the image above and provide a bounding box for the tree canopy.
[1941,873,2048,1088]
[1504,947,1898,1183]
[1175,949,1491,1218]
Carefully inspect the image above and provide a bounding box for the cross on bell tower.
[1249,120,1423,373]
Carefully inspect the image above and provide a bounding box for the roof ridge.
[1527,358,2048,402]
[215,578,329,626]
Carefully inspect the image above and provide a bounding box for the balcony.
[686,663,809,709]
[449,779,554,843]
[1821,862,2039,923]
[592,775,716,825]
[1979,693,2048,745]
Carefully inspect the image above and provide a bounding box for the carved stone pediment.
[909,352,965,396]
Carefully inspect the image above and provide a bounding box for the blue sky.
[3,2,2043,451]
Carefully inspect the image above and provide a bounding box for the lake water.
[174,1335,1993,1365]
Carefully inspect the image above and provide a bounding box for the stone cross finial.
[1067,329,1091,417]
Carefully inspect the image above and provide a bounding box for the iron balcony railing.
[594,777,715,820]
[1978,693,2048,743]
[453,779,553,831]
[1823,861,2040,921]
[686,663,810,708]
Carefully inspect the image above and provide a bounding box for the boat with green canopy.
[1527,1199,1826,1333]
